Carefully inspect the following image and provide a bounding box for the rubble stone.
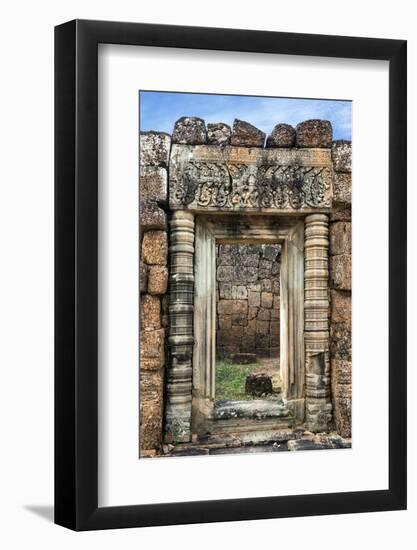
[266,123,296,148]
[230,119,265,147]
[172,116,207,145]
[296,119,333,148]
[207,122,231,145]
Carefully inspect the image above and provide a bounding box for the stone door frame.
[164,144,333,443]
[192,215,305,434]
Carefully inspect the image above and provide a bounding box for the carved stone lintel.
[304,214,332,431]
[169,145,333,212]
[164,211,195,443]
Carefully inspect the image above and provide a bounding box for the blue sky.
[139,91,351,140]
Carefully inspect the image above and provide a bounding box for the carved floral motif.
[172,161,331,210]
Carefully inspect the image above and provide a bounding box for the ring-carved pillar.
[304,214,332,431]
[165,211,195,443]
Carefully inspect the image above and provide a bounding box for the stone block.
[230,119,265,147]
[333,395,352,438]
[271,261,280,276]
[257,308,270,321]
[231,285,248,299]
[207,122,231,145]
[256,320,270,334]
[272,280,280,294]
[217,266,234,282]
[245,373,273,396]
[140,131,171,167]
[266,123,296,148]
[147,265,168,295]
[330,254,351,290]
[241,252,260,267]
[140,328,165,362]
[261,279,272,292]
[330,222,351,256]
[330,290,351,324]
[261,292,273,309]
[334,173,351,205]
[262,244,281,261]
[218,299,247,315]
[140,201,167,231]
[141,357,164,371]
[140,369,164,450]
[140,261,148,293]
[219,315,232,330]
[139,166,167,204]
[330,323,351,361]
[270,321,280,339]
[232,313,248,326]
[219,283,232,299]
[238,266,258,283]
[271,308,280,319]
[140,294,161,331]
[330,204,352,222]
[332,359,352,385]
[248,291,261,307]
[258,258,272,278]
[296,119,333,148]
[332,140,352,173]
[141,231,168,265]
[273,295,280,309]
[172,116,207,145]
[248,307,258,320]
[255,332,270,349]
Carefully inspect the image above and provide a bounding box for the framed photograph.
[55,20,406,530]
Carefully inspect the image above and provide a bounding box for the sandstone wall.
[216,243,281,360]
[329,141,352,438]
[139,132,171,457]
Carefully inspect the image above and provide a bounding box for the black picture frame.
[55,19,407,531]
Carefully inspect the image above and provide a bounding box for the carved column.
[304,214,332,431]
[165,211,195,443]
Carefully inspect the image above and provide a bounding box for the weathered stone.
[256,320,270,334]
[140,328,165,361]
[330,254,351,290]
[271,308,280,319]
[232,313,247,326]
[140,131,171,167]
[330,222,351,256]
[270,321,280,339]
[330,323,351,361]
[140,261,148,293]
[139,166,168,204]
[239,266,259,283]
[169,144,333,212]
[219,283,232,299]
[140,201,167,231]
[248,291,261,307]
[330,203,351,222]
[266,123,296,148]
[245,373,273,396]
[141,231,168,265]
[161,295,169,328]
[257,308,270,321]
[330,290,351,323]
[172,116,207,145]
[332,140,352,173]
[140,294,160,331]
[334,173,351,205]
[296,119,333,148]
[332,359,352,385]
[261,279,272,292]
[248,307,258,320]
[333,396,352,438]
[217,266,234,282]
[261,292,273,309]
[230,119,265,147]
[207,122,231,145]
[147,265,168,295]
[141,357,164,371]
[231,285,248,299]
[140,369,164,450]
[219,315,232,330]
[218,299,247,315]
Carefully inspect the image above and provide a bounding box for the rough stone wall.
[329,140,352,438]
[216,244,281,359]
[139,132,171,456]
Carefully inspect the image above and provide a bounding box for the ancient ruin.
[139,118,352,457]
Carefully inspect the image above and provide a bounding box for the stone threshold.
[157,431,351,457]
[212,399,289,421]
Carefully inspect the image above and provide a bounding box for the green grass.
[215,360,258,401]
